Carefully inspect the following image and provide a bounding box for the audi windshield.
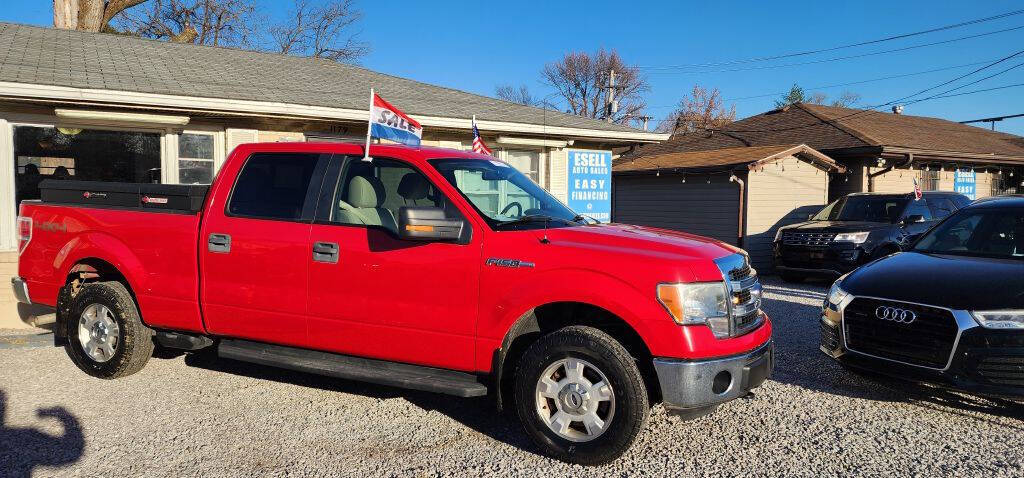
[812,195,908,223]
[913,208,1024,259]
[430,158,585,229]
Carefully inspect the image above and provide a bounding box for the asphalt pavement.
[0,277,1021,477]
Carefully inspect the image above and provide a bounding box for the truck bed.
[19,181,207,333]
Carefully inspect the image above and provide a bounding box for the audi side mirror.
[397,206,464,242]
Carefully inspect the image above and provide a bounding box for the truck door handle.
[208,233,231,253]
[312,241,339,263]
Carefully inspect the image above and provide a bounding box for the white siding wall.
[0,119,14,251]
[548,148,568,203]
[746,155,829,271]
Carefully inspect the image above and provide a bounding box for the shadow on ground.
[0,390,85,478]
[762,277,1024,423]
[182,351,539,455]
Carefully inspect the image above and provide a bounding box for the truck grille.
[782,231,834,247]
[714,253,763,338]
[975,356,1024,386]
[842,297,958,369]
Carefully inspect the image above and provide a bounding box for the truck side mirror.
[397,206,464,242]
[900,214,925,225]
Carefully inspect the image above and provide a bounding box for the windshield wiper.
[497,214,577,229]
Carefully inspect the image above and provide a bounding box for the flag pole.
[362,87,374,162]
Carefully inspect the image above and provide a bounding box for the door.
[200,152,329,346]
[306,156,482,370]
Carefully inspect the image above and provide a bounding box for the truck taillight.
[17,216,31,254]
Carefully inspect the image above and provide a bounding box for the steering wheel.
[500,202,523,217]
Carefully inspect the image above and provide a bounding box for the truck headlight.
[657,282,730,338]
[971,310,1024,329]
[825,278,849,309]
[833,231,869,243]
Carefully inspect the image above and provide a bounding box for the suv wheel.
[64,281,154,379]
[514,326,648,465]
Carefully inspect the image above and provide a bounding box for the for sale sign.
[567,150,611,223]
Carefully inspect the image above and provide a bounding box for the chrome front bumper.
[653,340,773,415]
[11,277,31,305]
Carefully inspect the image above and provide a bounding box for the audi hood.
[840,251,1024,310]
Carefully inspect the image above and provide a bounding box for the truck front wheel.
[64,281,154,379]
[514,326,649,465]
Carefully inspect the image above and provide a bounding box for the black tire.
[514,326,648,465]
[780,272,805,283]
[64,281,154,379]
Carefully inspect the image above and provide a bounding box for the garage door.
[612,174,739,246]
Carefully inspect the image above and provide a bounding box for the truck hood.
[843,251,1024,310]
[542,223,741,263]
[781,220,892,233]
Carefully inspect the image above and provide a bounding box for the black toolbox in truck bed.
[39,180,209,213]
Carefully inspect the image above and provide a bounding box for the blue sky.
[6,1,1024,135]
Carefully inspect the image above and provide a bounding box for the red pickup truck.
[13,142,772,464]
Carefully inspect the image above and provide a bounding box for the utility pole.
[604,69,618,123]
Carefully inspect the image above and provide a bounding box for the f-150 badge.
[485,258,535,268]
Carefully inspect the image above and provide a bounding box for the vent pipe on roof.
[892,104,904,115]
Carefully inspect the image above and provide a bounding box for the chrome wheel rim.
[534,357,615,442]
[77,304,120,363]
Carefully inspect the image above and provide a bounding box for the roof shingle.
[0,22,647,135]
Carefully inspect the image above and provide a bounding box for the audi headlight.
[826,278,849,308]
[972,310,1024,329]
[833,231,870,244]
[657,282,730,338]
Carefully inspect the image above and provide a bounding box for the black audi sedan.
[821,195,1024,397]
[773,192,969,282]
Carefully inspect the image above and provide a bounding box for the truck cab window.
[228,153,321,220]
[328,158,456,234]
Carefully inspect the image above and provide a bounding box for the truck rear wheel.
[64,281,154,379]
[514,326,648,465]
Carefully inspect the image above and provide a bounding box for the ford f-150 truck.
[13,142,773,464]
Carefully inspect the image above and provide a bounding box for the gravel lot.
[1,277,1022,477]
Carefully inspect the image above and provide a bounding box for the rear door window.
[903,200,933,221]
[926,197,957,219]
[228,153,325,220]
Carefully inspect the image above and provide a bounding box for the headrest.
[397,173,430,200]
[347,175,383,208]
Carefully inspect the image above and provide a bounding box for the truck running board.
[218,339,489,398]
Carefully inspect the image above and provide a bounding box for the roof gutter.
[0,81,669,143]
[879,146,1024,165]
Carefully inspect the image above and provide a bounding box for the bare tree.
[495,84,545,107]
[540,49,648,125]
[657,85,736,134]
[54,0,147,32]
[270,0,368,62]
[113,0,258,45]
[806,92,828,105]
[831,90,861,107]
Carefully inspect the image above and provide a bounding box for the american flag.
[913,177,922,200]
[472,118,492,155]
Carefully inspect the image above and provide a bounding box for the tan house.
[614,103,1024,270]
[0,22,667,327]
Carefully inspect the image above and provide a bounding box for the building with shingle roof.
[0,22,666,254]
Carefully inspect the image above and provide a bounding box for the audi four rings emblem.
[875,306,917,324]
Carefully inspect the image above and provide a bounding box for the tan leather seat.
[337,175,397,233]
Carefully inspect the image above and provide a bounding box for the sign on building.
[567,150,611,223]
[954,169,976,200]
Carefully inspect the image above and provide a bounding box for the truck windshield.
[913,208,1024,259]
[812,196,908,223]
[429,158,583,229]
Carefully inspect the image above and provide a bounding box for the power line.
[960,112,1024,124]
[635,9,1024,70]
[642,24,1024,74]
[677,49,1024,133]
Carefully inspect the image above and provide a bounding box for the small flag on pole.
[913,177,922,200]
[471,116,492,155]
[363,88,422,160]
